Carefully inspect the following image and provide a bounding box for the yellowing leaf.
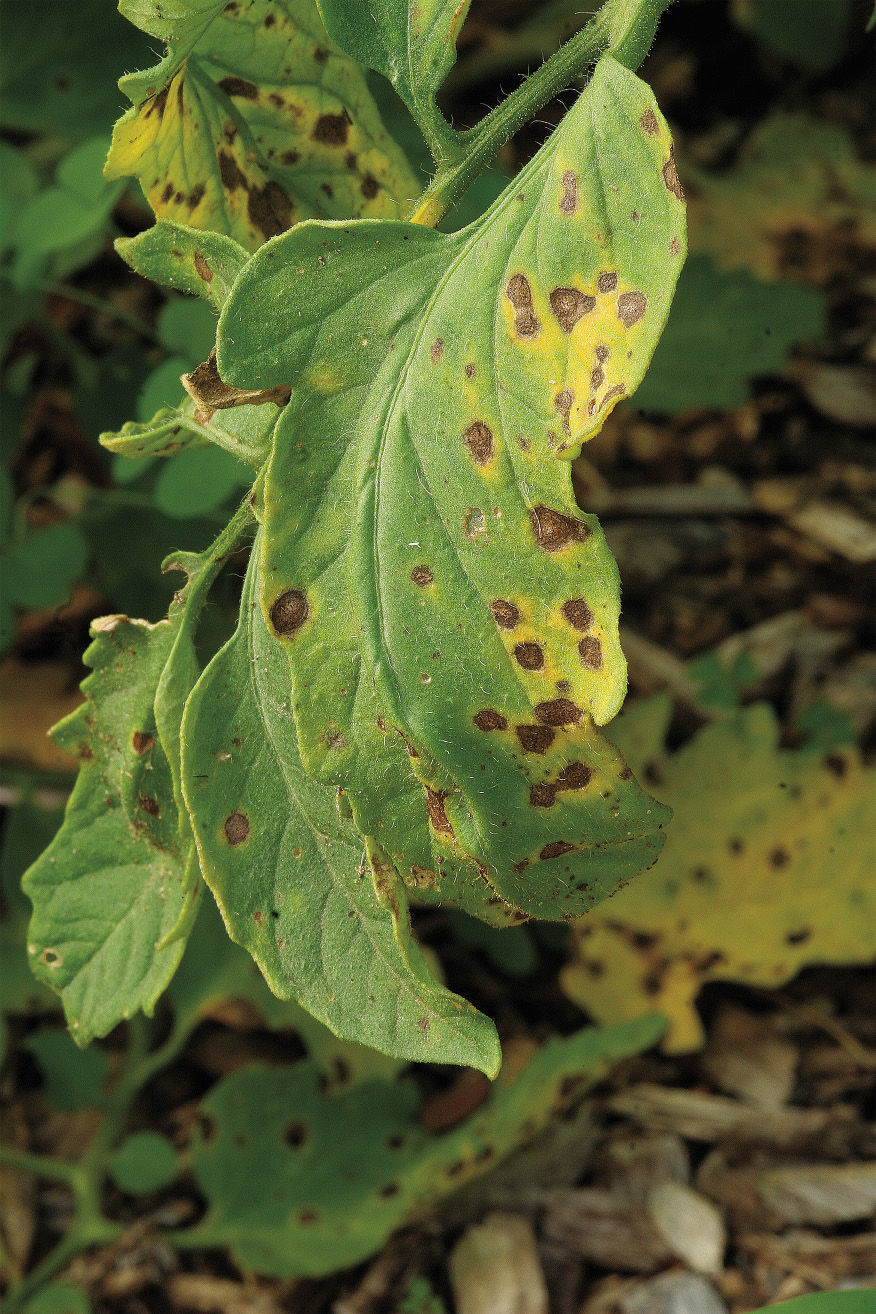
[107,0,419,250]
[561,703,876,1051]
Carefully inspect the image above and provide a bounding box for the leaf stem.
[34,278,162,345]
[0,1145,82,1186]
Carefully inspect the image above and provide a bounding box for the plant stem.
[0,1145,82,1187]
[35,278,161,344]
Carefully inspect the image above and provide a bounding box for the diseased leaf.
[185,1017,662,1276]
[181,547,501,1074]
[107,0,419,251]
[116,220,249,313]
[561,702,876,1051]
[217,57,682,922]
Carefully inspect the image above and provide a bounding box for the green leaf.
[108,1131,179,1194]
[23,1029,108,1112]
[154,446,250,518]
[157,298,217,360]
[107,0,419,251]
[181,547,501,1074]
[186,1017,662,1276]
[632,255,826,413]
[22,1282,92,1314]
[218,57,681,921]
[2,523,88,610]
[314,0,471,149]
[116,222,249,313]
[101,395,275,471]
[731,0,854,72]
[746,1296,876,1314]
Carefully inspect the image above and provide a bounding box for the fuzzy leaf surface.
[107,0,419,250]
[181,548,501,1073]
[561,701,876,1051]
[218,57,683,921]
[187,1017,662,1275]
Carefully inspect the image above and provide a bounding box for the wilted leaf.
[217,56,683,923]
[561,701,876,1051]
[107,0,419,250]
[185,1017,662,1276]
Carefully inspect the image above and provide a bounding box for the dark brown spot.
[640,107,659,136]
[514,642,545,671]
[224,811,250,845]
[530,505,590,552]
[146,83,171,119]
[248,181,292,239]
[540,840,575,861]
[312,111,351,146]
[140,794,160,816]
[219,76,258,100]
[189,183,205,208]
[430,338,444,363]
[464,362,476,379]
[320,182,334,198]
[529,783,557,808]
[535,698,582,726]
[360,173,379,199]
[549,286,595,332]
[506,273,540,340]
[598,383,626,413]
[662,149,685,201]
[728,837,745,855]
[617,290,648,327]
[556,762,592,790]
[160,181,174,203]
[590,367,605,390]
[474,709,508,732]
[824,753,848,779]
[410,564,433,587]
[769,847,791,868]
[559,169,578,214]
[786,928,812,946]
[669,236,681,255]
[314,46,329,63]
[270,589,308,636]
[562,598,594,631]
[297,1209,319,1225]
[281,149,300,167]
[253,909,263,924]
[131,731,154,755]
[597,271,618,293]
[379,1182,400,1198]
[511,859,530,873]
[218,150,247,191]
[491,599,521,630]
[578,636,603,670]
[516,724,555,754]
[426,788,454,836]
[463,420,494,465]
[193,252,212,282]
[284,1120,307,1147]
[264,11,276,24]
[554,388,574,435]
[595,344,610,363]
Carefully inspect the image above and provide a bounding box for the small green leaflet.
[181,545,501,1074]
[107,0,419,250]
[216,56,683,922]
[185,1017,662,1276]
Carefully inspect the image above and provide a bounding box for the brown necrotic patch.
[312,111,351,146]
[360,174,379,199]
[554,388,574,435]
[562,598,594,631]
[474,709,508,732]
[578,636,603,670]
[425,788,454,836]
[410,564,433,587]
[513,642,545,671]
[640,107,659,136]
[590,367,605,390]
[549,287,595,332]
[247,181,292,240]
[193,252,212,282]
[224,811,250,845]
[516,724,555,754]
[505,274,540,340]
[270,589,309,636]
[559,169,578,214]
[662,149,685,201]
[218,150,247,191]
[617,290,648,327]
[595,344,610,363]
[529,783,557,808]
[464,363,476,379]
[530,506,590,552]
[140,794,160,817]
[669,236,681,256]
[535,698,582,726]
[598,383,626,413]
[463,421,494,465]
[131,731,154,755]
[430,338,444,363]
[490,599,520,630]
[556,762,592,790]
[597,271,618,293]
[218,76,258,100]
[540,840,575,861]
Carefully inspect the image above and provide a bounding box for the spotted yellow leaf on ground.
[107,0,419,250]
[561,701,876,1051]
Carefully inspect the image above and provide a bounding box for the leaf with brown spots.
[561,700,876,1051]
[107,0,418,251]
[219,57,680,920]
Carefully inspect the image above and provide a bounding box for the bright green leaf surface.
[218,57,682,921]
[107,0,419,251]
[181,548,501,1073]
[747,1295,876,1314]
[108,1131,179,1193]
[187,1016,661,1275]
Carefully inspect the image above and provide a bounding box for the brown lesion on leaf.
[514,642,545,671]
[182,349,290,420]
[464,363,476,379]
[217,150,248,192]
[430,338,444,364]
[516,724,555,754]
[360,174,379,199]
[554,388,574,436]
[139,794,160,816]
[312,110,352,146]
[505,273,541,339]
[578,635,603,670]
[511,858,530,873]
[131,731,154,755]
[640,107,659,136]
[410,564,434,587]
[425,788,454,837]
[595,344,610,363]
[540,840,575,861]
[590,367,605,390]
[556,762,593,790]
[463,420,494,465]
[662,149,685,201]
[562,598,594,631]
[145,83,171,119]
[669,236,681,256]
[617,290,648,328]
[474,709,508,732]
[218,76,259,100]
[490,599,521,630]
[530,505,590,552]
[559,169,578,214]
[549,286,595,332]
[598,383,626,413]
[193,252,212,282]
[270,589,309,637]
[769,847,791,868]
[224,811,250,845]
[529,783,557,807]
[597,271,618,293]
[535,698,582,726]
[247,180,292,240]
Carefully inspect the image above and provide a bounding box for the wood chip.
[786,499,876,563]
[449,1212,548,1314]
[620,1271,729,1314]
[647,1181,726,1275]
[608,1083,853,1147]
[757,1162,876,1225]
[540,1187,672,1274]
[703,1007,798,1111]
